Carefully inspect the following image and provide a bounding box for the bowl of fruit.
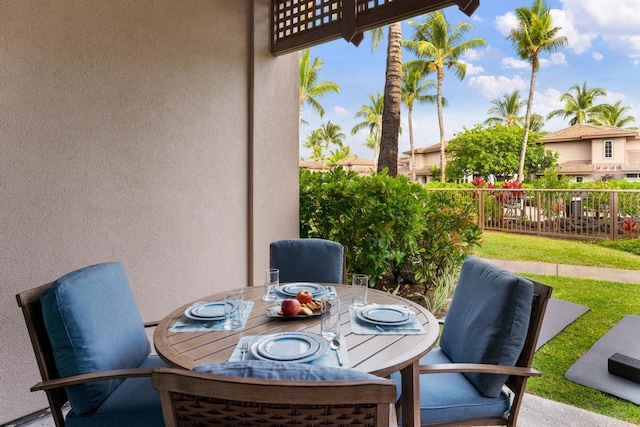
[266,290,324,318]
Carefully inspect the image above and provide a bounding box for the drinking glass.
[262,268,279,302]
[321,296,340,340]
[351,274,368,307]
[224,288,244,330]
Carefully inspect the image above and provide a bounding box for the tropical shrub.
[299,167,481,306]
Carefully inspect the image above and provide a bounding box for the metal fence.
[426,188,640,241]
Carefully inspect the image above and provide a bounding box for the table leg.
[401,361,420,427]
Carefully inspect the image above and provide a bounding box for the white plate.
[250,331,329,362]
[356,305,417,325]
[183,300,239,321]
[279,282,328,297]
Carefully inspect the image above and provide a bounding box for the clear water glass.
[352,274,368,307]
[224,288,244,330]
[262,268,279,302]
[321,296,341,340]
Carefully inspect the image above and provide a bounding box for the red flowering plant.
[621,218,639,236]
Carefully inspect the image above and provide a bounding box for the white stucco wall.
[0,0,298,422]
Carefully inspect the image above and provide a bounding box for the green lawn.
[472,232,640,424]
[474,231,640,270]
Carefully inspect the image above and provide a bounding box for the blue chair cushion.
[270,238,344,284]
[65,355,167,427]
[439,256,533,397]
[390,349,511,425]
[40,262,151,415]
[194,360,382,382]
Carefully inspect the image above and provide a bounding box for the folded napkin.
[170,301,255,332]
[229,334,349,368]
[274,285,337,302]
[349,305,426,335]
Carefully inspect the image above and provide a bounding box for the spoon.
[330,338,344,366]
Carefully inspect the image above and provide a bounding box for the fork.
[240,341,249,361]
[173,319,217,329]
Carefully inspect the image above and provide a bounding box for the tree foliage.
[447,124,558,181]
[299,49,340,124]
[508,0,567,182]
[405,11,486,182]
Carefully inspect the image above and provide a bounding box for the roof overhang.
[271,0,480,55]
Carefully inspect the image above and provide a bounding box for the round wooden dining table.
[154,284,439,427]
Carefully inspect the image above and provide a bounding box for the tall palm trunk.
[518,58,538,182]
[436,70,446,182]
[408,104,416,181]
[377,22,402,176]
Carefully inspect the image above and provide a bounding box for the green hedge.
[299,168,482,295]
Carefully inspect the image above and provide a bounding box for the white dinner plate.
[356,305,417,325]
[279,282,328,297]
[250,331,329,362]
[183,300,239,321]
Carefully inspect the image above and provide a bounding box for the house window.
[575,176,583,183]
[626,173,640,181]
[604,140,613,158]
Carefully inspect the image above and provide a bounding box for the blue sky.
[300,0,640,160]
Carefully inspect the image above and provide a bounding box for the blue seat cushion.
[390,349,511,425]
[270,238,344,284]
[40,262,151,415]
[439,256,533,397]
[194,360,382,382]
[65,355,167,427]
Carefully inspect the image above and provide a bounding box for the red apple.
[296,290,313,304]
[281,298,301,316]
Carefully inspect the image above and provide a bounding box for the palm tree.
[589,100,637,128]
[546,82,606,125]
[352,93,384,167]
[316,121,345,160]
[302,128,324,162]
[369,23,403,176]
[405,12,486,182]
[508,0,567,182]
[302,122,345,168]
[484,91,525,127]
[299,49,340,124]
[402,68,439,181]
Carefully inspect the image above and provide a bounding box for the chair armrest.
[419,363,540,378]
[31,367,154,392]
[144,321,159,328]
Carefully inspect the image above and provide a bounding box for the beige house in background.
[299,155,411,177]
[542,124,640,183]
[403,143,446,183]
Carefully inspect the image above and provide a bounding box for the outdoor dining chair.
[270,238,346,284]
[391,256,552,427]
[16,262,166,426]
[152,361,398,427]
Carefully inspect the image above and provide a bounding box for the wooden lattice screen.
[271,0,480,55]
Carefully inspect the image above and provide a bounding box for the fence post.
[479,190,485,231]
[536,191,541,236]
[611,191,618,241]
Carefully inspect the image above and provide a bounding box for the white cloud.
[495,11,517,36]
[461,61,484,76]
[468,75,528,100]
[550,9,594,54]
[539,52,567,67]
[559,0,640,57]
[501,57,529,69]
[592,52,603,61]
[334,106,350,116]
